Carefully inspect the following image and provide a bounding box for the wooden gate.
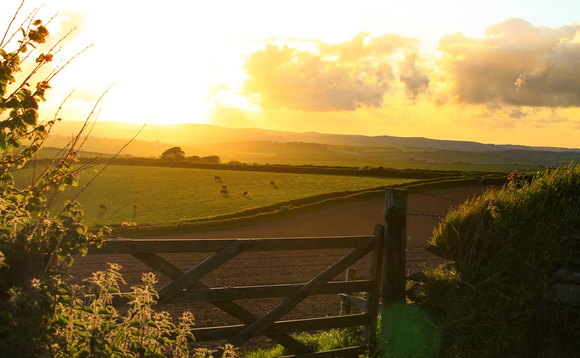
[87,189,408,357]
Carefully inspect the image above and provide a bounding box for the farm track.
[68,185,494,353]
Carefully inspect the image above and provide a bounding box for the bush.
[420,163,580,357]
[0,4,219,356]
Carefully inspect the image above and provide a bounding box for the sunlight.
[5,0,579,147]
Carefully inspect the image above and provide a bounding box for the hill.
[43,121,580,171]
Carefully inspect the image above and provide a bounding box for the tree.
[202,155,220,164]
[160,146,185,161]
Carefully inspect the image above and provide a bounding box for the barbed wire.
[406,244,428,251]
[406,188,463,204]
[405,207,445,222]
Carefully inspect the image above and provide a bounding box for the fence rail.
[86,188,409,357]
[91,236,372,254]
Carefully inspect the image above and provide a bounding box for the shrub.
[0,4,217,356]
[420,163,580,357]
[0,1,112,292]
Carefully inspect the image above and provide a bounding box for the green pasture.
[12,165,417,227]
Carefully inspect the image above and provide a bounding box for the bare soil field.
[67,185,495,353]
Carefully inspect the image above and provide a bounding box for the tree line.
[160,146,220,164]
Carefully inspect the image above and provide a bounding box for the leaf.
[73,319,85,328]
[28,30,45,44]
[37,26,49,36]
[0,133,7,151]
[33,20,42,26]
[64,173,78,186]
[76,225,87,234]
[129,319,141,327]
[65,254,74,267]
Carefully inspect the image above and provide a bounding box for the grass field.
[13,164,418,227]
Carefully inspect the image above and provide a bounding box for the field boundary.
[113,175,506,237]
[73,157,503,178]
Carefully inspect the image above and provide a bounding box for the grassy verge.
[244,326,365,358]
[244,304,441,358]
[113,174,506,237]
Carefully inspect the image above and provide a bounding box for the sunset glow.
[3,0,580,148]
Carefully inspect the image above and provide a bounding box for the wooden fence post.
[382,188,407,306]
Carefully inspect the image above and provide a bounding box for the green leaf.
[0,132,7,151]
[73,320,85,328]
[78,348,91,358]
[16,88,31,99]
[129,319,141,327]
[76,224,87,234]
[64,173,78,186]
[28,30,45,44]
[65,254,74,267]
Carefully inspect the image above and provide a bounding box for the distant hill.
[40,121,579,172]
[49,121,580,153]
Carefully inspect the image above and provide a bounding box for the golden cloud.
[242,32,420,111]
[399,53,430,100]
[439,18,580,108]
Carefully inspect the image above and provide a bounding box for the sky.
[3,0,580,148]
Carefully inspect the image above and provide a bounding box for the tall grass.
[420,163,580,357]
[244,326,365,358]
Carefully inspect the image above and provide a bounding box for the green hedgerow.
[420,162,580,357]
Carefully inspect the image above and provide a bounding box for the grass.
[244,326,365,358]
[244,305,441,358]
[12,164,419,227]
[417,163,580,357]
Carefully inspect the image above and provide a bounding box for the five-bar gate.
[87,188,408,357]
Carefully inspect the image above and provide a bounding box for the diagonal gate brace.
[157,239,257,305]
[225,235,378,349]
[132,250,314,355]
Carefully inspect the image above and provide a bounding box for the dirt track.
[68,185,494,352]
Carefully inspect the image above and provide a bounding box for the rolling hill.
[42,121,580,171]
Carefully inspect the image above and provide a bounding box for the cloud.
[439,18,580,108]
[242,32,418,112]
[399,53,430,100]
